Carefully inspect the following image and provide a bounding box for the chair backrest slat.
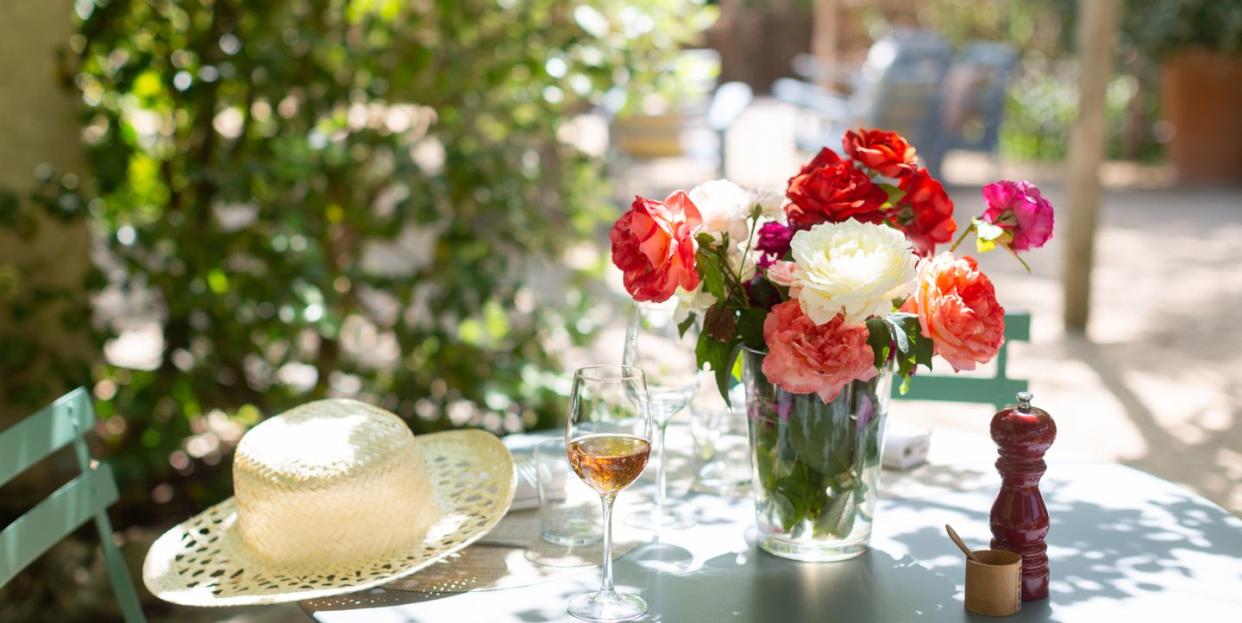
[0,463,120,587]
[0,387,94,488]
[894,311,1031,410]
[0,387,147,622]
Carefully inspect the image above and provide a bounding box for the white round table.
[301,461,1242,622]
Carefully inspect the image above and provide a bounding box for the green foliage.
[9,0,709,517]
[748,363,886,539]
[1122,0,1242,58]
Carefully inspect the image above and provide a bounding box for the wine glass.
[565,365,654,622]
[623,302,699,529]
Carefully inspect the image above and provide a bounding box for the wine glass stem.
[599,492,617,594]
[654,421,670,510]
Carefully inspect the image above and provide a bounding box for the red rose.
[785,148,889,230]
[610,191,702,302]
[891,167,957,256]
[843,128,918,178]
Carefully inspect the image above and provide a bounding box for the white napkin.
[882,425,931,471]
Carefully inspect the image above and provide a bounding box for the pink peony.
[610,192,702,302]
[901,253,1005,372]
[761,300,878,403]
[980,180,1054,252]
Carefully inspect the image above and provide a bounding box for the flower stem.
[1007,245,1032,273]
[949,223,974,253]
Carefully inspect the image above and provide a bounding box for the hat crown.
[236,399,413,483]
[232,399,439,565]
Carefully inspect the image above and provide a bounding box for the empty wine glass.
[623,302,698,529]
[565,365,654,622]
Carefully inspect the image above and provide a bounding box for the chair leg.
[93,512,148,623]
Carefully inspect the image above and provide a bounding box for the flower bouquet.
[609,129,1053,560]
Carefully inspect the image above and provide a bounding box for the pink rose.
[901,253,1005,371]
[610,192,702,302]
[765,260,801,296]
[980,180,1053,252]
[761,300,878,403]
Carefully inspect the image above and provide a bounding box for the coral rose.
[610,191,702,302]
[891,167,957,256]
[785,148,888,230]
[901,253,1005,372]
[761,300,879,403]
[843,128,918,178]
[980,180,1054,252]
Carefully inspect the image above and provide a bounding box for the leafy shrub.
[7,0,710,521]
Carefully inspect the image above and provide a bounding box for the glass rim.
[573,364,647,382]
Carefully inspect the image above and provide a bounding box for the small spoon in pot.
[945,524,982,564]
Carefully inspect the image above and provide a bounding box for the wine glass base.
[567,590,647,622]
[623,503,696,530]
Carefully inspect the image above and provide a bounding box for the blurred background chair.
[0,388,147,623]
[894,311,1031,410]
[922,41,1020,179]
[774,29,951,169]
[606,49,753,199]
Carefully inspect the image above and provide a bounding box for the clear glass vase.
[742,348,893,562]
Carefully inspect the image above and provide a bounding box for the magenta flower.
[754,221,794,268]
[979,180,1054,252]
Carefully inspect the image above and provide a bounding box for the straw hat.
[142,399,515,606]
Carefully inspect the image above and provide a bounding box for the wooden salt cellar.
[990,391,1056,601]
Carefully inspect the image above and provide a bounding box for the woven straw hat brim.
[142,429,515,606]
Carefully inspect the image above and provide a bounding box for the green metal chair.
[0,387,147,623]
[893,311,1030,410]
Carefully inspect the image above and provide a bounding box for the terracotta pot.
[610,113,685,159]
[1160,49,1242,184]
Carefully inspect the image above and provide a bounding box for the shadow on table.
[883,472,1242,620]
[620,547,959,621]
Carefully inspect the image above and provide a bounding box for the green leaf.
[816,490,857,538]
[865,316,892,368]
[695,250,726,299]
[716,341,744,404]
[884,315,910,354]
[746,277,783,309]
[787,397,853,476]
[695,330,728,373]
[703,305,737,342]
[676,313,697,338]
[878,182,905,207]
[737,308,767,349]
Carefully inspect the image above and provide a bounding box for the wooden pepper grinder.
[990,391,1056,601]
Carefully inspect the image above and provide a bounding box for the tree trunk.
[1063,0,1122,333]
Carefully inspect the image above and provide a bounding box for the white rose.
[673,286,716,324]
[790,220,916,325]
[753,188,787,221]
[688,179,754,244]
